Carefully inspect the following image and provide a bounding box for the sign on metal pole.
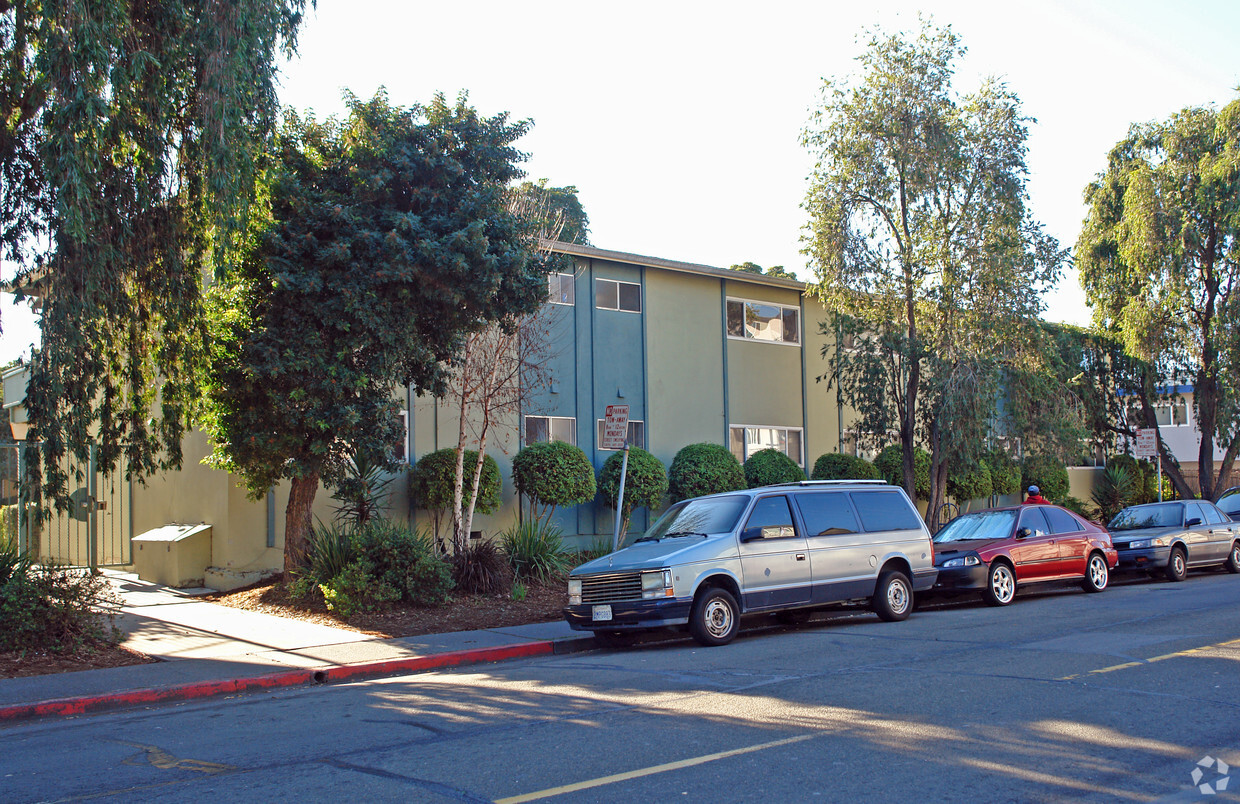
[1134,428,1163,502]
[601,404,630,451]
[1134,428,1157,458]
[603,405,631,551]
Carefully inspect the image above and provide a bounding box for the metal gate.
[0,442,132,570]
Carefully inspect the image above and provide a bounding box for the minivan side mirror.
[1186,517,1202,527]
[740,527,764,543]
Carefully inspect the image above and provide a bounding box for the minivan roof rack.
[769,480,889,487]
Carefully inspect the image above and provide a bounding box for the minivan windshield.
[933,510,1017,543]
[1108,503,1182,531]
[625,495,749,547]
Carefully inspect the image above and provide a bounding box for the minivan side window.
[743,496,797,540]
[794,492,859,536]
[849,491,921,532]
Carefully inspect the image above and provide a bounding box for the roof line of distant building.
[542,240,807,291]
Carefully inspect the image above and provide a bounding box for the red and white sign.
[1135,428,1158,458]
[601,404,630,450]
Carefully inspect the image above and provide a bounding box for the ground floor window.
[730,425,803,466]
[525,415,577,445]
[596,419,645,450]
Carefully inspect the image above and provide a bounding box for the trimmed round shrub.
[410,448,502,515]
[512,441,597,523]
[598,447,668,537]
[987,448,1021,496]
[947,458,993,502]
[811,453,880,480]
[1021,454,1070,502]
[668,443,746,502]
[874,445,931,499]
[744,448,806,488]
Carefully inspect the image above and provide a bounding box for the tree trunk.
[925,421,948,534]
[283,472,320,582]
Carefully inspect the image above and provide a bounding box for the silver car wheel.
[990,564,1015,604]
[703,597,734,639]
[887,577,909,615]
[1088,555,1108,590]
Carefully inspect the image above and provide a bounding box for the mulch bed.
[0,641,155,679]
[204,577,569,638]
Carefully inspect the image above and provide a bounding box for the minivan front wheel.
[872,571,912,622]
[689,588,739,646]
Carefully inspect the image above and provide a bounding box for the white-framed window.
[596,278,641,313]
[730,425,804,466]
[396,410,409,463]
[548,272,575,306]
[525,415,577,445]
[726,297,800,345]
[596,419,645,450]
[1153,400,1190,427]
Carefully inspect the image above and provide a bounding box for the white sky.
[2,0,1238,364]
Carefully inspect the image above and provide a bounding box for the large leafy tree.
[201,91,555,577]
[802,21,1066,523]
[2,0,307,510]
[1077,100,1240,500]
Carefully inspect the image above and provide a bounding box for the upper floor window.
[730,425,804,466]
[395,410,408,463]
[525,415,576,446]
[548,273,575,306]
[596,419,646,450]
[596,278,641,313]
[726,298,799,344]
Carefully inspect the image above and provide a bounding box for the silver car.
[563,480,938,646]
[1109,500,1240,580]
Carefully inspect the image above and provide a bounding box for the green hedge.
[1021,454,1070,502]
[512,441,597,522]
[668,443,746,502]
[598,447,668,536]
[987,449,1021,496]
[409,448,502,515]
[948,459,993,502]
[811,453,879,480]
[874,445,931,499]
[744,448,806,488]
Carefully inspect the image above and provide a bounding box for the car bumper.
[932,564,989,592]
[1114,546,1171,572]
[563,598,694,632]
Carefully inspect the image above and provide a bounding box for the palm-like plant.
[1092,465,1135,523]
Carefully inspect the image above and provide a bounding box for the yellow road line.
[494,733,816,804]
[1058,637,1240,681]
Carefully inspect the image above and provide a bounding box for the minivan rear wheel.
[689,588,740,647]
[872,571,912,622]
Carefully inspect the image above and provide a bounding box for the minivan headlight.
[942,555,980,569]
[641,569,674,599]
[568,578,582,606]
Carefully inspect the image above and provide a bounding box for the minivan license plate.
[592,604,612,622]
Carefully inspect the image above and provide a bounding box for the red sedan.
[931,505,1119,606]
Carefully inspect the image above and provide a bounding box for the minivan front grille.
[581,572,643,604]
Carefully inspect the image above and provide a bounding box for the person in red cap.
[1024,485,1050,504]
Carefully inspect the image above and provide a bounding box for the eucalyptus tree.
[1,0,307,511]
[201,91,555,577]
[1077,100,1240,500]
[802,20,1066,522]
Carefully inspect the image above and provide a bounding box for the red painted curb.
[0,640,557,724]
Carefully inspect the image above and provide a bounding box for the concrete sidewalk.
[0,571,596,723]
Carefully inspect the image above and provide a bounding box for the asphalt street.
[3,571,1239,803]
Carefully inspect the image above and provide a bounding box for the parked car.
[931,505,1117,606]
[1108,500,1240,580]
[1216,487,1240,522]
[563,481,938,646]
